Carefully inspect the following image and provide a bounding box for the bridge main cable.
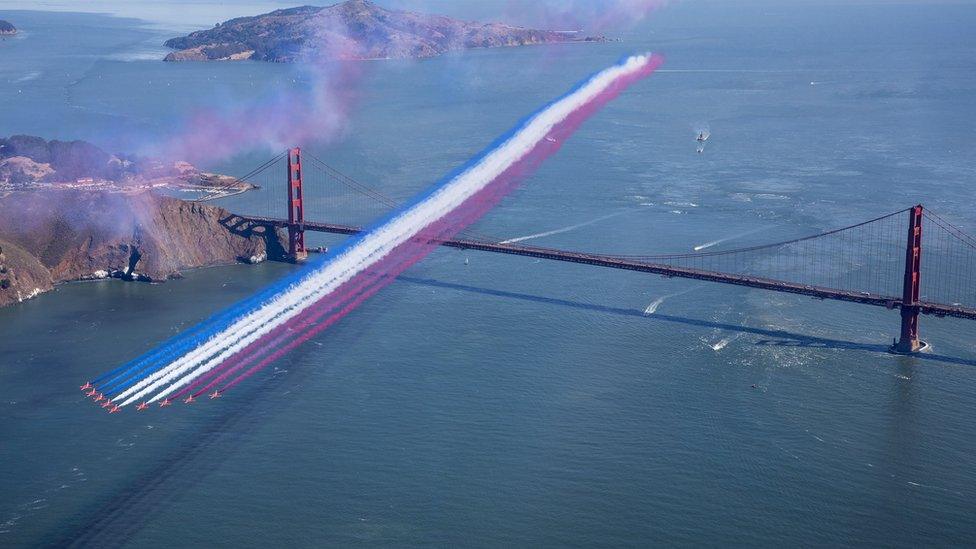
[302,151,513,245]
[191,150,289,202]
[234,215,976,322]
[603,208,912,261]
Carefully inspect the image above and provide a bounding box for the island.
[163,0,604,62]
[0,20,16,35]
[0,136,285,308]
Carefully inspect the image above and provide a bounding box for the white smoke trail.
[116,53,660,406]
[499,209,635,244]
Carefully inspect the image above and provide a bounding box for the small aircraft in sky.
[159,399,173,408]
[80,382,93,391]
[137,402,150,411]
[184,395,195,404]
[209,391,222,400]
[86,388,98,397]
[108,405,121,414]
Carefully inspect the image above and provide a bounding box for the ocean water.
[2,2,976,546]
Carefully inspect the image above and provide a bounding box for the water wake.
[710,337,732,351]
[643,297,667,315]
[499,209,636,244]
[693,227,768,252]
[643,286,699,316]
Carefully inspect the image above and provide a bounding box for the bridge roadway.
[239,216,976,322]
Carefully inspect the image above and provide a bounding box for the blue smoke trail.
[93,253,330,394]
[87,53,665,408]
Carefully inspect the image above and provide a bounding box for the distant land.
[0,20,16,35]
[0,135,253,197]
[0,136,283,307]
[163,0,605,62]
[0,191,285,308]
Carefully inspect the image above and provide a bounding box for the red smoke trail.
[200,162,530,398]
[211,54,664,394]
[186,243,431,399]
[182,177,516,400]
[168,266,388,401]
[175,118,542,400]
[172,237,432,400]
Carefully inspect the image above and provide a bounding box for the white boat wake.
[693,227,769,252]
[500,209,637,245]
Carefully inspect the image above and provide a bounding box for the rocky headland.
[0,190,286,308]
[163,0,604,62]
[0,136,282,308]
[0,20,15,36]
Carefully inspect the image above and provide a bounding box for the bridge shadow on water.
[46,357,306,547]
[219,214,289,262]
[398,276,976,369]
[40,273,974,545]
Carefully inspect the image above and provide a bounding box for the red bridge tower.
[894,204,924,353]
[286,147,308,262]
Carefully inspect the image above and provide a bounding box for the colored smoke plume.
[148,18,366,165]
[90,53,665,409]
[503,0,668,32]
[143,1,668,166]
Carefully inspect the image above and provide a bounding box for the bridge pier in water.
[893,204,924,354]
[286,147,308,262]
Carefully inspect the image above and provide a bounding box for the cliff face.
[163,0,601,62]
[0,190,286,308]
[0,239,53,304]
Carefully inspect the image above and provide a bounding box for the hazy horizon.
[4,0,974,32]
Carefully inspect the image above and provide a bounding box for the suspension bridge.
[203,148,976,355]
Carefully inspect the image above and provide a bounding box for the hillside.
[0,191,286,308]
[163,0,603,62]
[0,135,253,196]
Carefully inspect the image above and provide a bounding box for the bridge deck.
[239,216,976,322]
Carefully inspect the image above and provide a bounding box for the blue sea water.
[1,1,976,546]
